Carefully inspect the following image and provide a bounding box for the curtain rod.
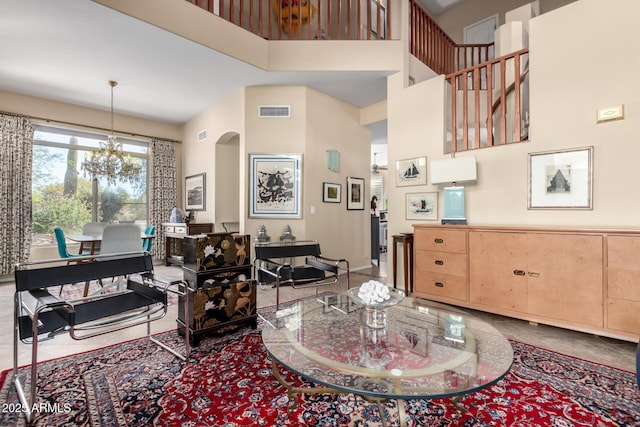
[1,110,181,143]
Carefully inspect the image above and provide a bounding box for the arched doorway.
[215,131,241,232]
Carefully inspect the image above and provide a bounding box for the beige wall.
[435,0,577,44]
[182,85,371,269]
[388,0,639,231]
[304,88,371,267]
[181,89,246,228]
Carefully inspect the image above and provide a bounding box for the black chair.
[253,240,350,311]
[13,253,190,423]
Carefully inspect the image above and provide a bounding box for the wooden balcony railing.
[445,48,530,153]
[185,0,391,40]
[409,0,494,75]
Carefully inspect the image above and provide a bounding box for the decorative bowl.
[347,286,405,310]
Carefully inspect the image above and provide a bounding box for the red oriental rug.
[1,312,638,426]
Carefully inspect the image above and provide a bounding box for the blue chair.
[142,225,155,252]
[54,227,87,295]
[54,228,83,262]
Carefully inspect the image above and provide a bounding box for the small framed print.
[185,173,206,211]
[322,182,341,203]
[346,177,365,210]
[406,192,438,221]
[528,146,593,210]
[396,157,427,187]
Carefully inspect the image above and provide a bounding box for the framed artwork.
[249,153,302,218]
[346,177,365,210]
[406,192,438,221]
[323,182,341,203]
[528,146,593,210]
[185,173,206,211]
[396,157,427,187]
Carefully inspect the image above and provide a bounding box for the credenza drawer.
[415,250,467,276]
[607,298,640,334]
[608,236,640,269]
[414,229,466,254]
[414,272,466,301]
[608,268,640,301]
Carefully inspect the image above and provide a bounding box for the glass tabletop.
[261,292,514,400]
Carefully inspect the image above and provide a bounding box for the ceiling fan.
[371,153,388,174]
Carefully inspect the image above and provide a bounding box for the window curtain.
[149,138,177,261]
[0,113,34,275]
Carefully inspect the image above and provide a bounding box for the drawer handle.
[528,271,540,277]
[435,260,444,265]
[434,238,444,244]
[434,282,444,288]
[513,269,526,276]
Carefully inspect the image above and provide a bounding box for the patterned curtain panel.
[0,114,34,275]
[149,138,178,261]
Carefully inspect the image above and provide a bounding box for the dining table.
[68,233,155,255]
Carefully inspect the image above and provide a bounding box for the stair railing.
[185,0,391,40]
[445,48,529,153]
[409,0,494,75]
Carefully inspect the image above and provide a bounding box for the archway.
[214,131,241,232]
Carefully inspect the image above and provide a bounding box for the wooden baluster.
[499,58,507,145]
[514,54,522,142]
[486,62,494,147]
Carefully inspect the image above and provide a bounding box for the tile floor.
[1,257,637,374]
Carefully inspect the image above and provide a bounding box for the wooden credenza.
[163,222,214,266]
[413,224,640,342]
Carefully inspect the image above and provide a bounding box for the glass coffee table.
[261,289,514,427]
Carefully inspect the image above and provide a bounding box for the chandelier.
[82,81,142,185]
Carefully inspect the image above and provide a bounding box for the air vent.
[258,105,291,118]
[197,129,207,141]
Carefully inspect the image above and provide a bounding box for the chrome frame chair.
[13,252,190,423]
[253,240,350,311]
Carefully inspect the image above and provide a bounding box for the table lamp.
[430,156,477,225]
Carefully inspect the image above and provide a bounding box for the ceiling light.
[81,81,141,185]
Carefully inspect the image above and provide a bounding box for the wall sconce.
[326,149,340,172]
[430,156,477,225]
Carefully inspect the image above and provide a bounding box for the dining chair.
[54,227,88,295]
[100,224,144,256]
[81,222,107,255]
[54,228,84,262]
[142,225,156,252]
[91,224,144,295]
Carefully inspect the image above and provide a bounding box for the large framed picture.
[322,182,341,203]
[528,146,593,210]
[406,192,438,221]
[346,177,365,210]
[396,156,427,187]
[185,173,206,211]
[249,153,302,218]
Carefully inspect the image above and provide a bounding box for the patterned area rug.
[1,310,638,426]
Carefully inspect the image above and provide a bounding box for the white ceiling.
[0,0,458,142]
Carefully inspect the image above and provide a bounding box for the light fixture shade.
[430,156,477,185]
[443,187,466,220]
[326,149,339,172]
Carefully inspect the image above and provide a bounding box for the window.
[31,125,148,246]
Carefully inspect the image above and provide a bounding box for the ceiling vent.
[258,105,291,118]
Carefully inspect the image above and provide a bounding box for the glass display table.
[261,291,514,426]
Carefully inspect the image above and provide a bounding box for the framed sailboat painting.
[406,192,438,221]
[396,156,427,187]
